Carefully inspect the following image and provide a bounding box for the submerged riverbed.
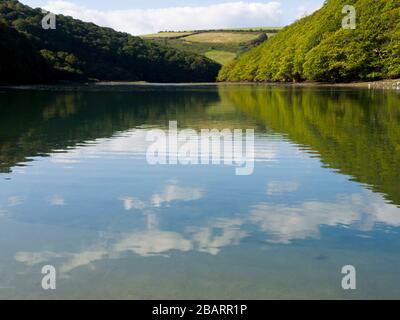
[0,84,399,299]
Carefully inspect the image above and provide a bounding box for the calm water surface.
[0,84,399,299]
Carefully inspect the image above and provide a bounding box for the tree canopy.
[0,20,54,84]
[218,0,400,83]
[0,0,221,84]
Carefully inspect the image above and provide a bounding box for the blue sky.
[20,0,325,35]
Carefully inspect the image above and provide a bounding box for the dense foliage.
[0,21,54,84]
[0,0,220,84]
[219,0,400,82]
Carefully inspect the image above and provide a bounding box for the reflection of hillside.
[219,86,400,206]
[3,86,400,208]
[0,88,221,173]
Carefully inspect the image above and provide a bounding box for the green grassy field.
[205,50,237,65]
[183,32,261,43]
[142,32,195,38]
[142,28,281,65]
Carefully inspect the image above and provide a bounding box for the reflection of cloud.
[250,200,359,244]
[151,182,203,207]
[46,129,279,169]
[357,194,400,229]
[14,217,247,272]
[189,218,248,255]
[15,189,400,273]
[120,180,203,211]
[51,158,80,164]
[0,207,7,217]
[15,249,109,273]
[15,251,66,266]
[254,141,278,163]
[266,181,299,196]
[60,249,108,273]
[114,230,193,257]
[120,197,146,211]
[47,129,150,163]
[48,195,66,206]
[374,204,400,226]
[250,191,400,244]
[8,196,26,207]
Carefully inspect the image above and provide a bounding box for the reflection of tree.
[0,88,220,173]
[219,86,400,206]
[2,85,400,208]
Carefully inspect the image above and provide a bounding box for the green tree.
[219,0,400,83]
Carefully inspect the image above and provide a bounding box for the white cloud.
[13,216,247,273]
[48,195,66,206]
[0,206,7,217]
[8,196,26,207]
[114,230,193,257]
[120,196,146,211]
[250,191,400,244]
[266,180,299,196]
[43,1,284,35]
[151,181,204,207]
[296,3,322,19]
[250,200,360,244]
[15,191,400,273]
[188,218,248,255]
[15,251,66,266]
[60,248,107,273]
[51,158,80,164]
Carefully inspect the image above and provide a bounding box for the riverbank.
[2,79,400,91]
[310,79,400,90]
[220,79,400,90]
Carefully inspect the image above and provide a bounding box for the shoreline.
[297,79,400,90]
[219,79,400,90]
[2,79,400,91]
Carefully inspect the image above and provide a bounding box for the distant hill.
[0,0,220,84]
[218,0,400,82]
[142,28,280,65]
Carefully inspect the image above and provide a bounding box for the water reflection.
[251,191,400,244]
[1,85,400,299]
[151,182,204,207]
[219,85,400,205]
[266,180,300,196]
[12,185,400,272]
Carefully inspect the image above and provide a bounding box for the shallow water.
[0,84,399,299]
